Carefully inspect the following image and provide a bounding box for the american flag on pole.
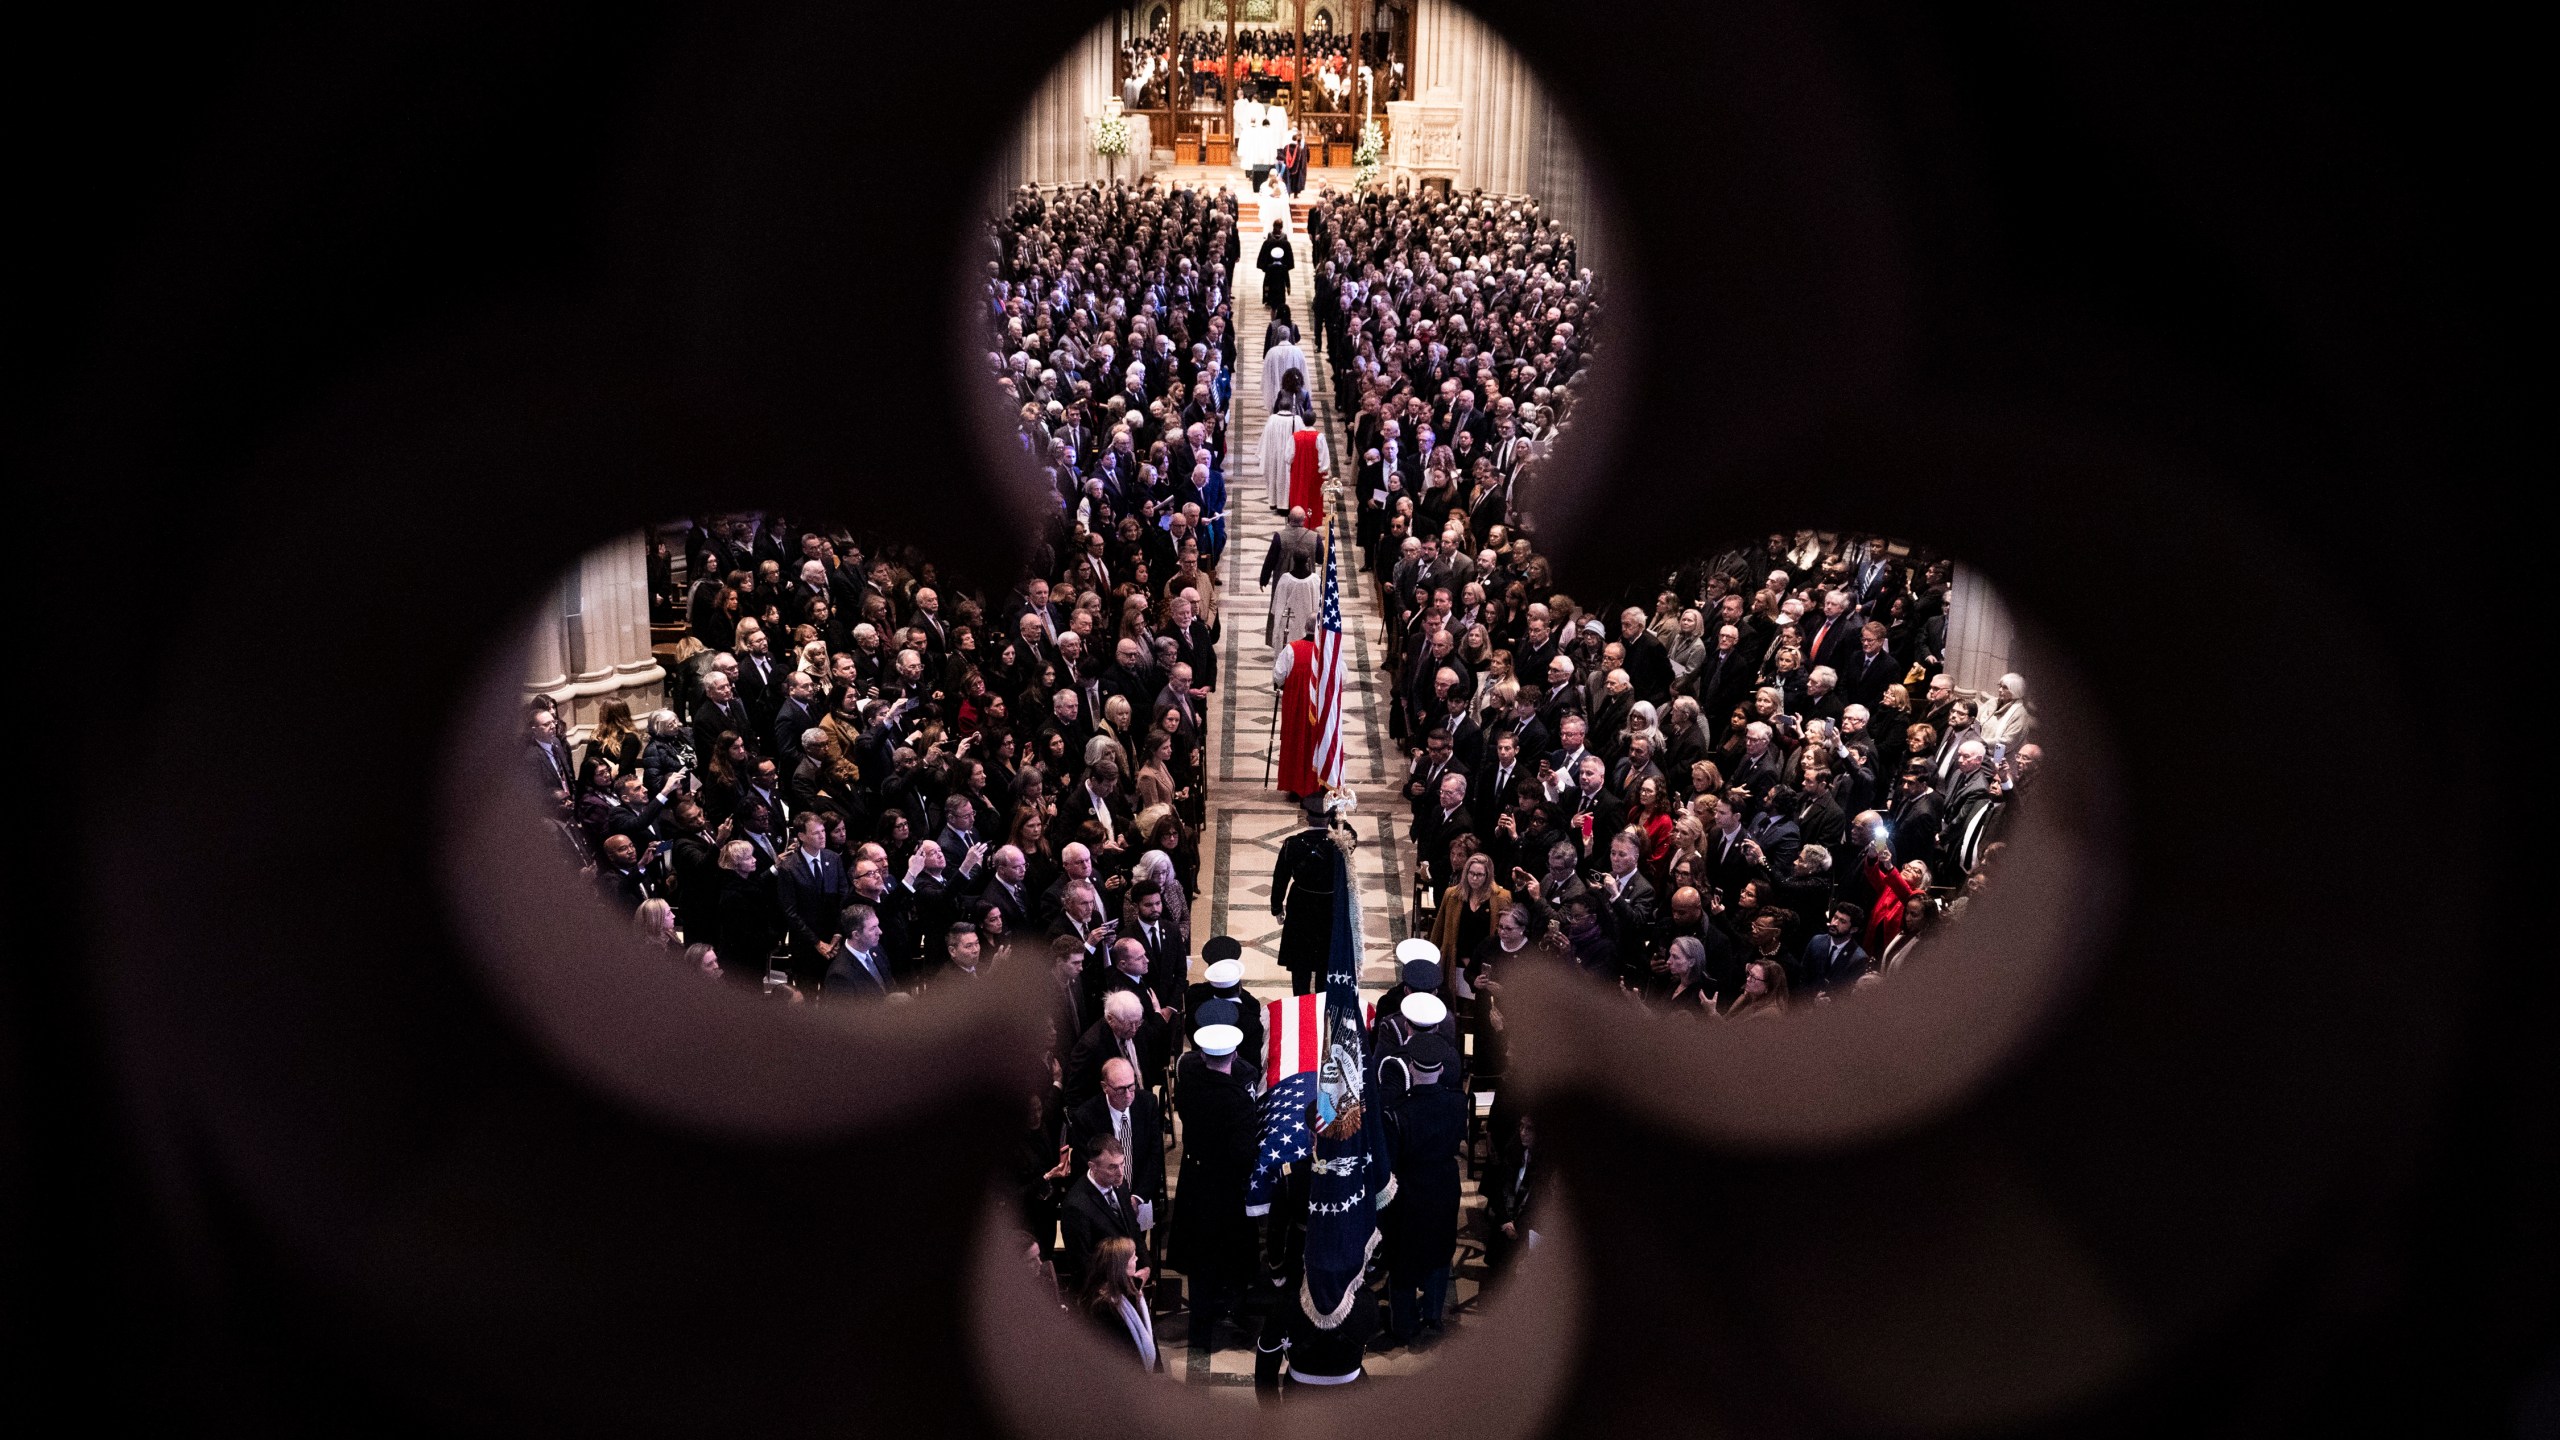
[1244,991,1327,1216]
[1311,533,1347,790]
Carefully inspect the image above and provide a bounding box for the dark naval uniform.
[1254,1268,1378,1399]
[1169,1051,1262,1353]
[1183,980,1268,1070]
[1269,825,1340,995]
[1380,1065,1468,1343]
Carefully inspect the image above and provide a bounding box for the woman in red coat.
[1862,851,1930,955]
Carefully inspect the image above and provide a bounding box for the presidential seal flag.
[1298,835,1393,1328]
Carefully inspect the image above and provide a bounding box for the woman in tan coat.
[1428,851,1511,966]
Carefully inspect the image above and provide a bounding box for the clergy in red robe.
[1273,636,1323,797]
[1287,428,1325,527]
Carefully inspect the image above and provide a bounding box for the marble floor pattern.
[1146,202,1493,1386]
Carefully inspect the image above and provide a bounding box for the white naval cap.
[1394,938,1441,967]
[1204,958,1244,987]
[1400,992,1448,1027]
[1195,1024,1244,1057]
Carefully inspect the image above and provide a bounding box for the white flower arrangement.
[1352,119,1384,189]
[1092,110,1135,159]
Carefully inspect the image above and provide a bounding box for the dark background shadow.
[7,2,2541,1435]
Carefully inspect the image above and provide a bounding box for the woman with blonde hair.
[1863,852,1930,955]
[1096,695,1136,762]
[1428,851,1511,964]
[584,697,644,775]
[634,897,680,949]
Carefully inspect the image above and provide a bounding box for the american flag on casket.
[1244,991,1326,1216]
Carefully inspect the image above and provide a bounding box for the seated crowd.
[986,180,1247,565]
[1373,517,2042,1028]
[1308,183,1598,566]
[527,513,1219,1028]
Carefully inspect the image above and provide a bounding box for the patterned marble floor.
[1149,206,1489,1386]
[1196,214,1411,1002]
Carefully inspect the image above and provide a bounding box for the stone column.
[1944,563,2019,699]
[526,531,664,735]
[523,577,569,694]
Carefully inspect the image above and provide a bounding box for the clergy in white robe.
[1262,336,1308,416]
[1268,560,1321,647]
[1259,412,1303,512]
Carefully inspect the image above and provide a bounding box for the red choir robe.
[1275,636,1323,796]
[1287,428,1324,526]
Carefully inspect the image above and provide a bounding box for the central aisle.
[1199,204,1410,1000]
[1159,184,1485,1388]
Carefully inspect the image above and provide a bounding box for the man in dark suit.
[1727,721,1783,813]
[1800,589,1862,677]
[972,844,1036,936]
[1125,882,1187,999]
[769,671,819,782]
[589,833,659,912]
[1586,668,1636,761]
[1596,830,1660,944]
[1095,939,1180,1092]
[1472,730,1528,834]
[1066,1058,1165,1220]
[1837,621,1900,711]
[1540,713,1595,795]
[665,798,726,945]
[730,621,786,748]
[846,853,923,984]
[1151,667,1206,746]
[1098,637,1155,715]
[1409,771,1477,897]
[933,794,988,885]
[1703,795,1759,906]
[773,812,851,985]
[1802,903,1873,994]
[1057,1136,1146,1295]
[1166,590,1218,692]
[1849,537,1897,611]
[1065,990,1158,1110]
[820,902,896,996]
[1480,688,1549,779]
[1558,755,1627,852]
[525,708,575,805]
[1618,608,1675,706]
[691,669,755,761]
[1058,758,1137,857]
[1888,760,1947,878]
[1744,787,1808,877]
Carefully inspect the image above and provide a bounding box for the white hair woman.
[1132,848,1190,957]
[1977,671,2034,751]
